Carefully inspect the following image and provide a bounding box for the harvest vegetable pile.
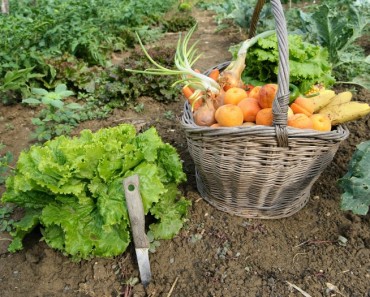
[131,25,370,130]
[1,124,191,260]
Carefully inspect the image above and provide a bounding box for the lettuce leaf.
[8,208,41,252]
[233,34,335,94]
[149,183,191,239]
[2,124,190,260]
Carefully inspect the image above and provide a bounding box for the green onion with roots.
[127,25,220,94]
[127,25,275,105]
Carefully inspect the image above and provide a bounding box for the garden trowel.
[123,174,152,287]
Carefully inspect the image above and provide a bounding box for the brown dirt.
[1,8,370,297]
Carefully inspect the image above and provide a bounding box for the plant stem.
[237,30,275,57]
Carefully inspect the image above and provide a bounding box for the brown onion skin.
[212,88,225,110]
[193,99,216,126]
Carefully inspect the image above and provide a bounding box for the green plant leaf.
[55,84,67,93]
[22,98,41,105]
[49,99,64,109]
[149,183,191,239]
[299,2,369,81]
[352,75,370,90]
[339,140,370,215]
[57,90,75,98]
[8,208,41,252]
[31,88,49,96]
[41,97,53,105]
[238,34,335,93]
[66,103,83,110]
[2,124,189,260]
[2,67,35,91]
[31,117,43,125]
[125,163,166,213]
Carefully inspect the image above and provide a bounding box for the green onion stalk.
[127,25,220,94]
[127,25,275,100]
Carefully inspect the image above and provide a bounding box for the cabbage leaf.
[339,140,370,215]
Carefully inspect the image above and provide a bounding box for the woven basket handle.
[249,0,290,147]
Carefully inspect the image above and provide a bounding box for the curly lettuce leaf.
[125,162,166,213]
[2,176,56,208]
[8,208,41,252]
[149,183,191,240]
[157,144,187,184]
[234,34,335,93]
[41,198,130,259]
[1,124,189,260]
[41,224,65,251]
[96,177,129,228]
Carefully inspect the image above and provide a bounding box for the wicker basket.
[180,0,349,219]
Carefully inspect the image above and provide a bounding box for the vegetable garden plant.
[1,124,191,260]
[0,2,369,296]
[0,0,369,269]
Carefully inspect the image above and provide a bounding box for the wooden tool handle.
[123,174,149,248]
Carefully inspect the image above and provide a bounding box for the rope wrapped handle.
[249,0,290,147]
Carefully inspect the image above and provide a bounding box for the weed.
[147,231,161,253]
[22,84,83,141]
[0,143,14,185]
[133,103,145,113]
[5,123,14,131]
[216,240,231,260]
[190,233,203,243]
[164,13,197,32]
[164,110,175,120]
[0,204,15,233]
[122,276,139,297]
[77,94,112,121]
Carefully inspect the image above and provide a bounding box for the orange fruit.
[310,114,331,132]
[248,86,262,100]
[224,87,248,105]
[287,113,313,129]
[215,104,244,127]
[237,98,261,122]
[256,108,273,126]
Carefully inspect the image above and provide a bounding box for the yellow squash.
[318,101,370,125]
[323,91,352,108]
[307,90,336,112]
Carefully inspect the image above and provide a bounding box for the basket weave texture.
[180,0,349,219]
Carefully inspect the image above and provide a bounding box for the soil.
[1,7,370,297]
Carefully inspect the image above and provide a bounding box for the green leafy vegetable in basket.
[1,124,190,260]
[338,140,370,215]
[229,33,335,94]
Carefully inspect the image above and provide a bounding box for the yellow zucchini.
[307,90,336,112]
[324,91,352,108]
[318,101,370,125]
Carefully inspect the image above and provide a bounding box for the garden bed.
[1,7,370,297]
